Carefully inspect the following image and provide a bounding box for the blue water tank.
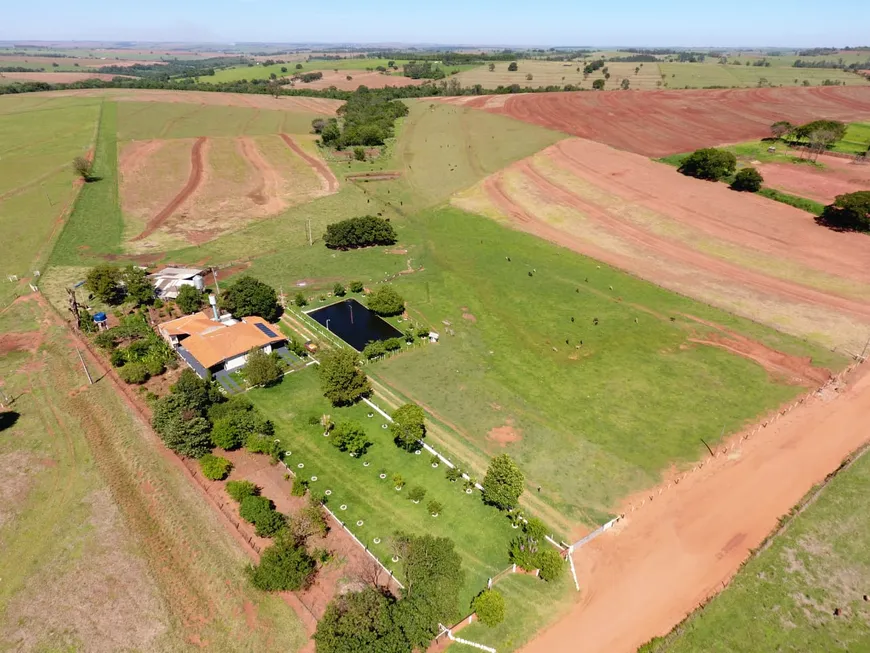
[93,312,107,323]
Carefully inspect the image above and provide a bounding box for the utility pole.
[307,219,313,246]
[76,348,93,385]
[212,267,221,297]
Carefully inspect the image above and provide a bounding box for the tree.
[294,292,308,307]
[333,282,346,297]
[248,531,316,591]
[770,120,794,140]
[488,63,495,72]
[363,340,386,360]
[296,63,303,70]
[427,500,442,516]
[324,215,397,249]
[319,349,371,406]
[367,286,404,316]
[537,548,565,581]
[408,486,426,503]
[730,167,764,192]
[72,155,92,181]
[239,495,285,537]
[349,280,364,293]
[677,148,737,181]
[85,265,124,304]
[819,191,870,232]
[122,265,155,306]
[220,275,281,322]
[176,284,204,314]
[507,62,518,72]
[383,337,402,352]
[245,347,283,387]
[592,78,605,90]
[210,405,271,450]
[390,403,426,451]
[393,534,465,649]
[331,421,372,456]
[526,73,533,81]
[151,394,214,458]
[314,588,409,653]
[172,368,223,413]
[482,454,525,510]
[471,590,505,627]
[509,517,547,570]
[199,453,233,480]
[118,362,149,384]
[312,118,326,134]
[354,147,366,161]
[620,78,630,90]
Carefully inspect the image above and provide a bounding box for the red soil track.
[280,134,339,193]
[133,137,206,241]
[0,72,131,83]
[757,159,870,204]
[443,86,870,156]
[524,364,870,653]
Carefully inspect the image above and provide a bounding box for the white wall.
[225,353,248,371]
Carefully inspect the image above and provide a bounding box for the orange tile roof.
[159,312,285,369]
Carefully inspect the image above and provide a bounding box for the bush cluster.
[320,88,409,149]
[239,495,286,537]
[508,517,565,581]
[199,453,233,480]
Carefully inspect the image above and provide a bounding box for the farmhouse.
[148,266,206,300]
[158,305,286,378]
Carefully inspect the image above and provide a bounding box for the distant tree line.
[793,58,870,70]
[0,66,44,72]
[607,54,658,63]
[316,87,410,148]
[295,71,323,83]
[583,59,605,74]
[96,56,245,80]
[402,61,447,80]
[368,50,521,64]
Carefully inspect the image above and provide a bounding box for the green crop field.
[456,60,663,90]
[658,62,869,88]
[209,58,477,83]
[640,447,870,653]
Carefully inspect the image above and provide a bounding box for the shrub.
[390,403,426,451]
[408,486,427,503]
[537,548,565,581]
[392,474,405,489]
[383,337,402,351]
[730,167,764,192]
[239,495,285,537]
[362,340,386,360]
[508,61,518,71]
[471,589,505,627]
[333,282,346,297]
[349,280,364,293]
[200,454,233,480]
[291,475,308,497]
[678,148,737,181]
[331,421,372,456]
[366,286,404,316]
[226,480,259,502]
[248,532,316,591]
[110,348,126,367]
[144,358,165,376]
[427,500,443,516]
[244,347,283,387]
[175,284,204,314]
[445,467,462,482]
[294,292,308,307]
[245,433,282,458]
[353,147,366,161]
[592,78,605,90]
[118,362,149,384]
[323,215,397,249]
[482,454,525,510]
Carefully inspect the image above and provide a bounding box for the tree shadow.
[83,175,103,183]
[0,410,21,432]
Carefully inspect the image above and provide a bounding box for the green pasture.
[115,101,326,141]
[209,58,476,83]
[368,207,844,525]
[249,367,528,603]
[658,62,869,88]
[0,95,101,305]
[831,121,870,155]
[640,447,870,653]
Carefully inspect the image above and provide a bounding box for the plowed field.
[440,86,870,156]
[453,137,870,352]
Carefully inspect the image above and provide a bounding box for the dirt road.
[523,363,870,653]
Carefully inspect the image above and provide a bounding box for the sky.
[2,0,869,48]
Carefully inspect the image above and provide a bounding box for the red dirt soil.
[523,364,870,653]
[476,138,870,351]
[0,72,132,83]
[280,134,339,193]
[756,159,870,204]
[133,137,206,241]
[441,86,870,156]
[288,70,426,92]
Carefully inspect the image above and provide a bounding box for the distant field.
[640,446,870,653]
[456,59,663,90]
[659,62,869,88]
[210,58,477,84]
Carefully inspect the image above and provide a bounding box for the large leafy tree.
[770,120,794,140]
[482,454,525,510]
[319,349,371,406]
[171,369,223,413]
[471,589,506,627]
[367,286,405,316]
[393,534,465,649]
[331,421,372,456]
[678,148,737,181]
[122,265,156,306]
[220,275,281,322]
[248,531,315,591]
[324,215,397,249]
[730,167,764,192]
[175,284,204,314]
[244,348,283,387]
[314,588,409,653]
[85,265,124,305]
[389,403,425,452]
[151,394,214,458]
[819,191,870,232]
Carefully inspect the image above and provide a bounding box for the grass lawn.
[639,446,870,652]
[248,366,525,607]
[367,206,844,526]
[0,95,101,305]
[0,299,307,651]
[830,121,870,155]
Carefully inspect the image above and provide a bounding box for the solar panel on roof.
[254,322,279,338]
